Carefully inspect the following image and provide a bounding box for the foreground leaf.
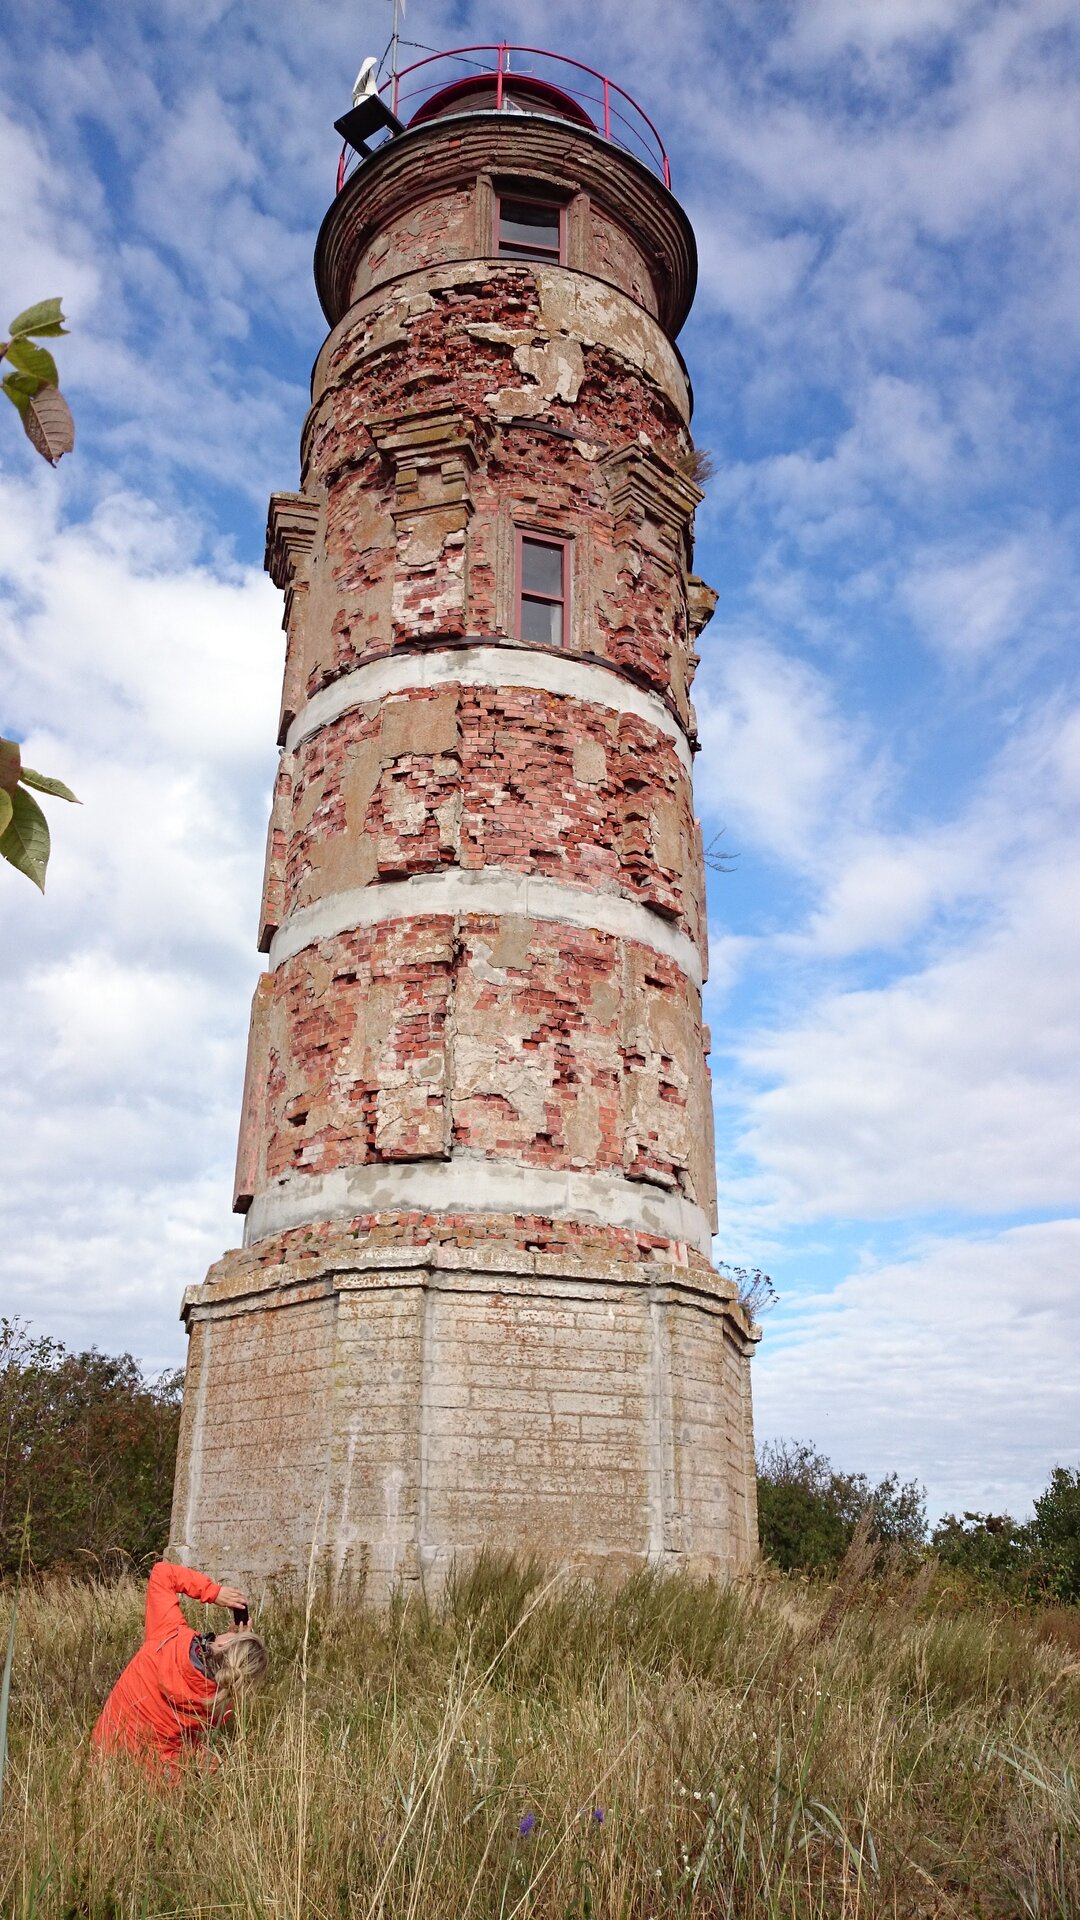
[2,370,42,417]
[4,338,59,385]
[0,790,12,837]
[22,386,75,465]
[8,297,67,339]
[0,737,20,791]
[0,784,50,889]
[20,766,79,802]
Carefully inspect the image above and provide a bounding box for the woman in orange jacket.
[92,1561,268,1774]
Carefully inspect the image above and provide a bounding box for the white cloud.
[0,101,102,326]
[724,374,965,540]
[692,209,816,322]
[694,634,873,865]
[903,536,1059,665]
[782,0,974,60]
[796,835,957,955]
[0,480,277,768]
[754,1219,1080,1520]
[736,841,1080,1220]
[0,79,310,506]
[0,476,279,1367]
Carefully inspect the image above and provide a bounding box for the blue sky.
[1,0,1077,1521]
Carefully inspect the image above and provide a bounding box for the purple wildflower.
[518,1812,536,1837]
[592,1806,604,1824]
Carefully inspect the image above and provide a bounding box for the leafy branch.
[1,297,79,889]
[0,735,79,892]
[0,298,75,465]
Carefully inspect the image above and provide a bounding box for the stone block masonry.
[176,1230,758,1590]
[171,71,760,1595]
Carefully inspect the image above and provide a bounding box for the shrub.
[931,1510,1037,1601]
[757,1439,926,1574]
[1032,1466,1080,1603]
[930,1468,1080,1605]
[0,1318,181,1577]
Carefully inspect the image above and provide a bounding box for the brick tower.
[171,48,759,1594]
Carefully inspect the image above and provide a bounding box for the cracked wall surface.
[173,104,758,1595]
[238,914,714,1216]
[270,686,705,944]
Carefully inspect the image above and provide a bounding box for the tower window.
[517,533,569,646]
[497,195,564,263]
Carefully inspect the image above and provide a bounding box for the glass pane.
[499,198,561,252]
[521,596,563,646]
[521,538,563,598]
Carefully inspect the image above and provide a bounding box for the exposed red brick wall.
[250,915,711,1213]
[273,687,704,950]
[292,268,697,715]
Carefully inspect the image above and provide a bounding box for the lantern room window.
[497,194,565,263]
[517,533,569,646]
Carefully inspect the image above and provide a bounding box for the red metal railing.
[337,43,671,193]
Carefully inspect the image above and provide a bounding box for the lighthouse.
[171,46,760,1594]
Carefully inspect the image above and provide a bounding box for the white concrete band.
[285,644,693,776]
[269,867,703,987]
[242,1153,713,1258]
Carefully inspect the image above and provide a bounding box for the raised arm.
[144,1560,223,1641]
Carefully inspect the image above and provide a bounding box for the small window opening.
[518,533,568,646]
[498,195,564,263]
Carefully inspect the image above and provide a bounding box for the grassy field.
[1,1554,1078,1918]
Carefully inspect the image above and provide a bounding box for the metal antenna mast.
[390,0,403,91]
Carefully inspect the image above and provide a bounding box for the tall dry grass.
[0,1553,1078,1918]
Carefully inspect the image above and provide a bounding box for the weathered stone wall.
[347,183,660,321]
[172,1237,758,1591]
[351,185,480,297]
[315,115,694,333]
[173,104,759,1595]
[587,202,658,315]
[235,914,713,1212]
[172,1296,336,1577]
[270,689,704,936]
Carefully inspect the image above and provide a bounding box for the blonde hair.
[210,1630,269,1698]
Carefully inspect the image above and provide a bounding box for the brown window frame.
[516,529,571,648]
[495,191,566,265]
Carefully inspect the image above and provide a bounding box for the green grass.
[0,1554,1078,1918]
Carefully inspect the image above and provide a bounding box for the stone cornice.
[240,1155,714,1260]
[314,111,697,338]
[282,642,694,773]
[601,438,703,540]
[264,491,319,592]
[368,402,487,521]
[181,1243,761,1353]
[687,574,719,641]
[268,867,704,986]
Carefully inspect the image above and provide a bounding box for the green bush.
[931,1510,1037,1601]
[0,1318,181,1578]
[922,1470,1080,1607]
[1032,1466,1080,1603]
[756,1439,926,1573]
